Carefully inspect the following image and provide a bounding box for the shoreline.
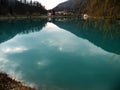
[0,15,48,20]
[0,73,35,90]
[0,15,119,21]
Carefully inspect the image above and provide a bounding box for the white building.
[83,14,89,20]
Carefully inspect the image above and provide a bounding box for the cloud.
[1,46,28,54]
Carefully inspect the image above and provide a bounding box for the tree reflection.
[83,19,120,39]
[53,18,120,54]
[0,18,47,43]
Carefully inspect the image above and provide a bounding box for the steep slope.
[53,0,120,18]
[0,0,47,15]
[53,0,75,11]
[53,0,88,13]
[86,0,120,18]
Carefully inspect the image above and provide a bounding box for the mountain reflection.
[0,19,47,44]
[53,18,120,54]
[0,18,120,55]
[0,20,120,90]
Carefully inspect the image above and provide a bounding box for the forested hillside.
[80,0,120,18]
[0,0,47,16]
[54,0,120,18]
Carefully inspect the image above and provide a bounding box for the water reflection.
[0,19,120,90]
[0,19,47,44]
[53,18,120,55]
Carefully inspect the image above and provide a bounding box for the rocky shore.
[0,73,35,90]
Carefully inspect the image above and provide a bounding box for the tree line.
[74,0,120,18]
[54,0,120,19]
[0,0,47,16]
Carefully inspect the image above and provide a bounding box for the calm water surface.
[0,18,120,90]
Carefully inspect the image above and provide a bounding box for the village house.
[55,11,68,15]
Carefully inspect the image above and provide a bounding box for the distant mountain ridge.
[53,0,75,11]
[54,0,88,11]
[53,0,88,13]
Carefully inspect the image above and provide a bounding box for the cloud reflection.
[1,46,28,54]
[41,23,109,56]
[0,53,36,88]
[0,22,120,90]
[37,60,49,67]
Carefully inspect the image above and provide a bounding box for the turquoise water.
[0,18,120,90]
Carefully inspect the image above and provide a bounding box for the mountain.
[53,0,120,18]
[0,0,47,15]
[53,0,75,12]
[86,0,120,18]
[53,0,87,12]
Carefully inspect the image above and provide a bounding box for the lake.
[0,18,120,90]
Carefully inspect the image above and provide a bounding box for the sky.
[32,0,67,10]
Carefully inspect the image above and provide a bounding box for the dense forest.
[76,0,120,18]
[54,0,120,19]
[0,0,47,16]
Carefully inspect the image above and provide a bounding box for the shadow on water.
[0,18,47,44]
[53,18,120,55]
